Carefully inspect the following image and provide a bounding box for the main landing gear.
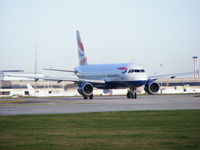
[127,88,137,99]
[83,94,93,100]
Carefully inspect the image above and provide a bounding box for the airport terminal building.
[157,78,200,94]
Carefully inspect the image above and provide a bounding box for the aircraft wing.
[5,74,105,84]
[148,72,193,80]
[0,70,24,80]
[42,76,105,84]
[1,70,24,72]
[43,68,76,73]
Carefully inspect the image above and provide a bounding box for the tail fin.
[27,84,34,90]
[0,71,4,80]
[76,30,88,66]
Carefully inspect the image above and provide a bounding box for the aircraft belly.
[94,80,147,89]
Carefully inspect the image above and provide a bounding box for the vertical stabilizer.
[76,30,88,66]
[0,71,4,80]
[27,84,34,90]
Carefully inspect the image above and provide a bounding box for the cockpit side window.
[128,69,134,73]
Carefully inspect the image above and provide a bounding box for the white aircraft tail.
[27,84,34,90]
[0,72,4,80]
[76,30,88,66]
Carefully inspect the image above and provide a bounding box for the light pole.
[192,56,198,78]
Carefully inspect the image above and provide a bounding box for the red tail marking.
[78,41,84,51]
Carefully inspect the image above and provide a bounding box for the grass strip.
[0,110,200,150]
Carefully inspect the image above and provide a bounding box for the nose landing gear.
[127,88,137,99]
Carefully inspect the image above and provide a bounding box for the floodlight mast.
[192,56,199,78]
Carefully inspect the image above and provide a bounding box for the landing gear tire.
[83,94,93,100]
[127,92,131,99]
[127,88,137,99]
[134,92,137,99]
[89,94,93,99]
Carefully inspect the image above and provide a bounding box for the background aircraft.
[0,70,24,80]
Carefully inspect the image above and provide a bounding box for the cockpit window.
[128,69,145,73]
[135,69,140,72]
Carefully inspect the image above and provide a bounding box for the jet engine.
[77,82,93,97]
[144,80,160,95]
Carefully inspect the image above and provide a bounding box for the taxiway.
[0,94,200,115]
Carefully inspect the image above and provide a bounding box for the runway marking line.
[0,102,93,107]
[0,100,26,104]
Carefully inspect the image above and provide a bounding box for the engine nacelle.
[77,82,93,97]
[144,80,160,95]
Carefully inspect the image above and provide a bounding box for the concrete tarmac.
[0,94,200,115]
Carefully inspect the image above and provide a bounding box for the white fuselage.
[75,63,148,89]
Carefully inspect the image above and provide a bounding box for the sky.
[0,0,200,77]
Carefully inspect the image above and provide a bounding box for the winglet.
[76,30,88,66]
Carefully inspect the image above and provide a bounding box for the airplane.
[4,31,192,99]
[42,31,162,99]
